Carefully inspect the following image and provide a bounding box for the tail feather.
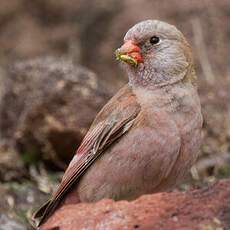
[32,199,59,228]
[32,189,81,228]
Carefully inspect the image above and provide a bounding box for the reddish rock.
[41,180,230,230]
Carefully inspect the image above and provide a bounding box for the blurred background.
[0,0,229,229]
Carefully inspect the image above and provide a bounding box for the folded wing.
[32,85,141,227]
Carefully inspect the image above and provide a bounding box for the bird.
[32,20,203,228]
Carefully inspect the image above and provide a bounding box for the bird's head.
[115,20,195,88]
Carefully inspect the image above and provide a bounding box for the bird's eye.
[150,36,160,45]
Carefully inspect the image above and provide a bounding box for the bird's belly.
[76,105,202,202]
[76,113,183,202]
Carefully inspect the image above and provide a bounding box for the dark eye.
[150,36,160,45]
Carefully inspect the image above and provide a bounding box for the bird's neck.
[132,81,195,112]
[127,62,196,90]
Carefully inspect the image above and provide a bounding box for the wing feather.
[32,85,140,227]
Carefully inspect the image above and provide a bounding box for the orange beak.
[115,40,143,67]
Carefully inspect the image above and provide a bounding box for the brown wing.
[32,84,141,227]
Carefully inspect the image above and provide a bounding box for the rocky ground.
[42,180,230,230]
[0,0,229,229]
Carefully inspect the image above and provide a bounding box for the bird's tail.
[31,189,81,228]
[31,199,57,228]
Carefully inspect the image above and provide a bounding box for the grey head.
[117,20,195,88]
